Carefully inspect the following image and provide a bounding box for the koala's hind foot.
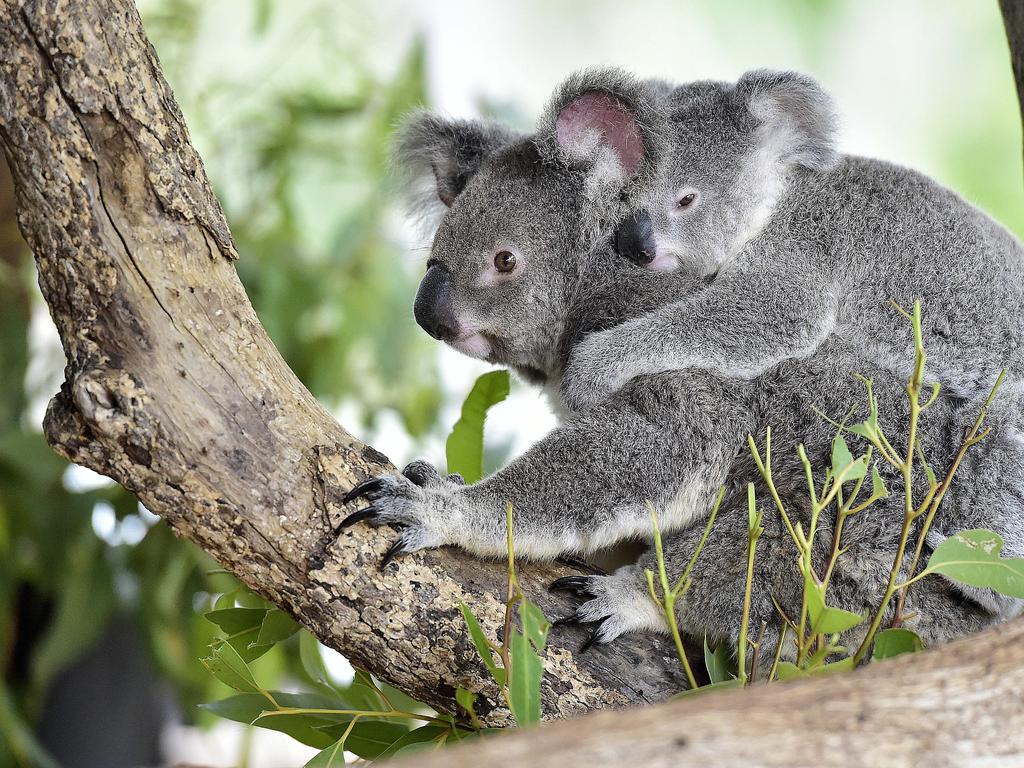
[549,566,668,651]
[339,460,465,569]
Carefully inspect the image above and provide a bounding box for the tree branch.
[401,617,1024,767]
[0,0,687,725]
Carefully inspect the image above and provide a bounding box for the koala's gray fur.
[345,68,1024,671]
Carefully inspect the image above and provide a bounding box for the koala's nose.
[414,263,460,341]
[614,210,657,266]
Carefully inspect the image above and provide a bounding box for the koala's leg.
[341,370,753,565]
[561,259,839,410]
[552,490,805,674]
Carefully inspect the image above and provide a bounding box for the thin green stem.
[738,483,763,685]
[646,504,699,690]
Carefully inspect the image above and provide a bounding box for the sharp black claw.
[337,505,379,530]
[552,614,582,628]
[549,576,595,596]
[343,477,387,504]
[578,618,608,654]
[380,539,407,570]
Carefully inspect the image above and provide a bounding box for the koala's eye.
[494,250,517,273]
[676,192,698,209]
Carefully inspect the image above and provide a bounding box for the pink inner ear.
[555,91,644,177]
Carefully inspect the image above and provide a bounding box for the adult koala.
[341,69,1024,665]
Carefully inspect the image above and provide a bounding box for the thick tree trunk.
[0,0,687,726]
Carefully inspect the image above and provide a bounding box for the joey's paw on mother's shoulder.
[560,331,628,412]
[338,461,463,569]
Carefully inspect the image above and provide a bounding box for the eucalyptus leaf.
[376,724,450,758]
[445,370,510,483]
[872,628,924,660]
[305,740,345,768]
[509,629,544,726]
[200,642,260,693]
[673,678,743,698]
[459,601,505,686]
[925,529,1024,598]
[703,637,736,685]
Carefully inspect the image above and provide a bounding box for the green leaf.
[455,687,477,717]
[459,601,505,686]
[672,678,743,698]
[776,657,853,680]
[376,725,450,759]
[520,599,550,652]
[703,637,735,685]
[200,690,342,725]
[925,529,1024,598]
[299,631,334,689]
[206,607,271,661]
[872,628,924,661]
[509,629,544,726]
[254,608,300,648]
[803,568,863,635]
[445,370,510,483]
[305,740,345,768]
[200,642,260,693]
[831,434,856,478]
[870,464,889,501]
[316,719,411,759]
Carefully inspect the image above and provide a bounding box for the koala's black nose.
[414,262,460,341]
[614,211,656,266]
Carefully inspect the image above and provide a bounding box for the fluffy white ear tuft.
[393,110,516,210]
[737,70,839,172]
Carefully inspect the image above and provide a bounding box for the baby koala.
[560,70,1024,413]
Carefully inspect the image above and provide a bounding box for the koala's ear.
[393,111,515,207]
[736,70,839,172]
[538,68,661,183]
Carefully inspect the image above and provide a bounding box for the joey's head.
[394,69,664,382]
[616,70,839,277]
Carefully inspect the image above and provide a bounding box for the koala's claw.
[343,477,389,504]
[549,575,600,598]
[337,505,381,530]
[339,463,463,568]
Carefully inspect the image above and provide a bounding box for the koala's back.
[780,155,1024,397]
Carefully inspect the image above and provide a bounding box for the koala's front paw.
[560,331,628,411]
[549,569,667,652]
[340,461,463,569]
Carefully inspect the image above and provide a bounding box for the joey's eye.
[676,192,697,209]
[494,250,517,273]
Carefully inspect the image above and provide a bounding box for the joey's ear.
[393,110,516,208]
[736,70,839,172]
[538,68,663,184]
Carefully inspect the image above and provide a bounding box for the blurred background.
[1,1,1020,766]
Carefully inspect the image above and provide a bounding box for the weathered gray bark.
[0,0,688,726]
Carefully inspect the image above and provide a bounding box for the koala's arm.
[341,372,748,562]
[561,259,838,410]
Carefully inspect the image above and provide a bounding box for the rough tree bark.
[0,0,688,726]
[1,0,1023,764]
